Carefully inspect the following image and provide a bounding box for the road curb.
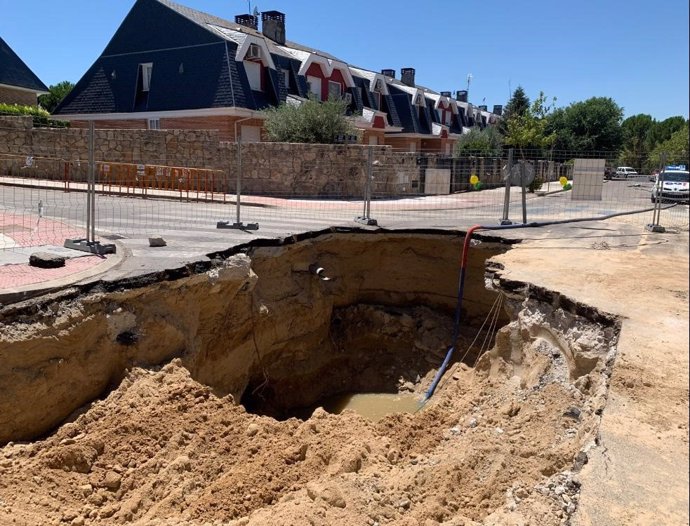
[0,240,126,305]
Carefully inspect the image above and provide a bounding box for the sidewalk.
[0,211,120,302]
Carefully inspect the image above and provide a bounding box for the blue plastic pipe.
[421,205,663,404]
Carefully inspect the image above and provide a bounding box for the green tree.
[646,116,686,150]
[38,81,75,113]
[504,91,556,155]
[547,97,624,153]
[499,86,530,134]
[619,114,654,171]
[263,97,356,144]
[648,124,689,170]
[455,126,503,157]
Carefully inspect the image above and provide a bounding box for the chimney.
[478,105,487,111]
[440,91,452,97]
[492,104,503,116]
[235,14,258,30]
[401,68,416,87]
[261,10,286,45]
[456,90,468,102]
[381,69,395,79]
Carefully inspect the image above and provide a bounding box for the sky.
[1,0,688,121]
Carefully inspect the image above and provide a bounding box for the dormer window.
[139,63,153,92]
[328,81,342,100]
[372,78,385,109]
[245,43,262,61]
[245,61,263,91]
[307,75,322,100]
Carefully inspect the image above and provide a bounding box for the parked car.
[615,166,638,178]
[651,169,689,203]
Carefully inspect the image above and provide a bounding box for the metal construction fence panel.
[1,119,688,257]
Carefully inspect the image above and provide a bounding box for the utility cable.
[422,204,678,404]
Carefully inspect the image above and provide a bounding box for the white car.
[651,169,689,203]
[615,166,638,178]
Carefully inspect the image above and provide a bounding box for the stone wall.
[0,116,514,197]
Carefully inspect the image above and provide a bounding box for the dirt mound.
[0,308,609,526]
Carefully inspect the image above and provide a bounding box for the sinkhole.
[0,230,623,526]
[1,231,619,447]
[239,302,500,421]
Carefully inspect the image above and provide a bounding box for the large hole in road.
[240,302,494,420]
[232,234,510,420]
[0,231,621,525]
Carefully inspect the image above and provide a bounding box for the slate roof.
[57,0,281,114]
[0,36,48,93]
[55,0,499,129]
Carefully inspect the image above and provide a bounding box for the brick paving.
[0,211,112,292]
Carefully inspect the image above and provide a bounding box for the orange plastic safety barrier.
[93,161,220,200]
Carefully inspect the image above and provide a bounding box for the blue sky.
[1,0,688,120]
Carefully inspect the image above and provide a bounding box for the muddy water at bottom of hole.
[312,393,422,421]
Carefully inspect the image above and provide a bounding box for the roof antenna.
[253,5,260,17]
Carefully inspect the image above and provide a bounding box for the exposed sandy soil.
[0,226,687,526]
[490,225,689,526]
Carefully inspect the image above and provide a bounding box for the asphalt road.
[1,176,686,282]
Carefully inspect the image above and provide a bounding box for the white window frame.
[147,118,160,130]
[245,60,263,92]
[245,43,262,61]
[140,63,153,92]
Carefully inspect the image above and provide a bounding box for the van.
[615,167,638,178]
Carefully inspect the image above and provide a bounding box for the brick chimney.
[401,68,416,87]
[492,104,503,116]
[261,11,285,45]
[381,69,396,79]
[235,14,258,30]
[456,90,468,103]
[440,91,452,97]
[478,105,488,111]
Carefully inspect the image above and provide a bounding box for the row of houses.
[4,0,503,153]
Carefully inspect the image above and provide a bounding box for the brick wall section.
[0,86,37,106]
[71,116,268,143]
[1,116,506,197]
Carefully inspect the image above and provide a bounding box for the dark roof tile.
[0,36,48,93]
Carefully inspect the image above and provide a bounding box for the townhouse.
[54,0,501,152]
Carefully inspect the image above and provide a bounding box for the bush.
[528,175,544,193]
[0,103,70,128]
[262,97,355,144]
[454,127,503,157]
